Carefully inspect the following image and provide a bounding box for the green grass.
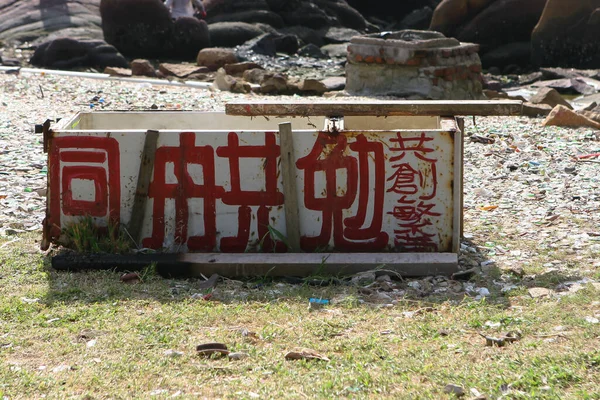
[1,234,599,399]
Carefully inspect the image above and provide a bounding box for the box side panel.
[46,128,456,253]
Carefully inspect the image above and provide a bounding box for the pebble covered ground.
[1,70,599,298]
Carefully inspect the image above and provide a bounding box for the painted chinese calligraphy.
[48,129,450,253]
[386,132,441,251]
[296,132,388,251]
[142,131,285,252]
[48,136,121,239]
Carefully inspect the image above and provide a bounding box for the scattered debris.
[308,297,330,311]
[120,272,141,284]
[478,331,521,347]
[164,349,184,357]
[284,348,330,362]
[196,343,229,358]
[197,273,220,290]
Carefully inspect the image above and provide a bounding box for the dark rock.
[540,67,600,80]
[30,37,128,70]
[346,0,440,22]
[158,63,209,78]
[104,66,132,76]
[131,59,156,77]
[207,21,265,48]
[530,87,573,110]
[0,0,102,44]
[237,32,299,57]
[196,47,238,70]
[532,0,600,68]
[482,89,526,102]
[260,73,288,93]
[299,78,327,94]
[169,17,211,59]
[323,27,361,44]
[431,0,546,52]
[279,2,334,29]
[100,0,209,60]
[312,0,368,31]
[321,76,346,91]
[480,42,531,69]
[399,7,434,31]
[207,10,285,28]
[243,68,269,84]
[204,0,270,14]
[278,26,324,47]
[536,78,597,95]
[486,67,501,76]
[321,43,347,58]
[0,57,21,67]
[522,102,553,117]
[224,62,262,76]
[298,43,327,59]
[518,71,543,86]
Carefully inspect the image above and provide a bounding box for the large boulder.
[532,0,600,68]
[100,0,209,60]
[346,0,441,22]
[207,21,265,48]
[30,37,128,69]
[0,0,102,44]
[430,0,547,69]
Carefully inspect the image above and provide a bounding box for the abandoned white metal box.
[43,100,522,277]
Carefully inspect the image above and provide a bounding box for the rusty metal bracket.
[42,119,53,153]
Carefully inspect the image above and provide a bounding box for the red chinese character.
[47,136,121,239]
[393,223,439,252]
[297,133,387,251]
[388,201,441,223]
[389,132,438,200]
[345,134,389,248]
[216,132,285,252]
[386,132,441,252]
[143,132,223,251]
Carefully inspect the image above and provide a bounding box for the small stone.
[104,67,132,77]
[299,79,327,94]
[530,87,573,109]
[164,349,184,357]
[444,384,465,396]
[351,271,376,286]
[528,287,553,298]
[158,63,209,78]
[130,59,156,77]
[197,47,238,70]
[228,352,249,360]
[223,62,262,76]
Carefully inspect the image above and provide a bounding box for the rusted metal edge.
[41,119,54,251]
[226,100,523,117]
[51,252,458,277]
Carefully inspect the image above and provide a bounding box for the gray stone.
[530,87,573,109]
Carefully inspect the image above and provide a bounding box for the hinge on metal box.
[39,119,53,153]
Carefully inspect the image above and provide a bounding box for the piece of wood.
[278,122,301,252]
[226,100,523,117]
[128,129,159,244]
[52,252,458,277]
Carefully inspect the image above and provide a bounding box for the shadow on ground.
[39,237,586,308]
